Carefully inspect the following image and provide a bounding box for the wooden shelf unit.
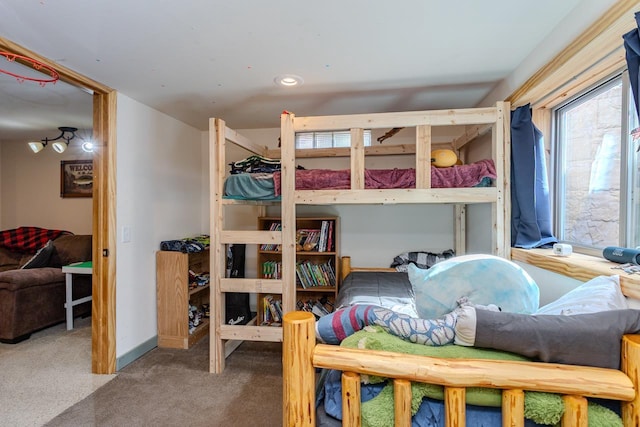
[156,249,210,349]
[257,216,339,326]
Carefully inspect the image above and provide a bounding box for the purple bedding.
[272,159,496,196]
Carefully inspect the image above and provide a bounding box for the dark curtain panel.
[623,11,640,120]
[510,104,557,248]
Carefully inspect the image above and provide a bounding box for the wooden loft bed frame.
[283,258,640,426]
[209,102,510,373]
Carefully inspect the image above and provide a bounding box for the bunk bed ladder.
[209,118,293,374]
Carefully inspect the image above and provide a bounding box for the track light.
[52,141,68,153]
[81,141,94,153]
[28,126,83,154]
[28,141,46,153]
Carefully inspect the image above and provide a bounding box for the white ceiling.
[0,0,618,142]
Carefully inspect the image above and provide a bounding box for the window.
[295,130,371,149]
[553,71,640,252]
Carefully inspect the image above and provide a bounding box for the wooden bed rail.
[283,311,640,427]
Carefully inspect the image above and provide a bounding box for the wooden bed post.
[283,311,316,427]
[622,334,640,425]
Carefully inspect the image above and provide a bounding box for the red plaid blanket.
[0,226,71,253]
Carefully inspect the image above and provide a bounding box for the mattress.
[223,159,496,200]
[336,271,419,318]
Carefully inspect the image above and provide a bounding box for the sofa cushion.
[0,247,22,272]
[49,235,92,267]
[0,267,65,291]
[21,240,55,269]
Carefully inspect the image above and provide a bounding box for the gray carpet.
[0,317,115,426]
[45,338,284,427]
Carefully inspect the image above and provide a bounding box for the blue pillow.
[408,254,539,319]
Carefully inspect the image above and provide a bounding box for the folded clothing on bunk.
[229,155,281,174]
[160,234,210,253]
[390,249,455,272]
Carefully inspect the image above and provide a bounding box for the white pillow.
[408,254,540,319]
[536,275,627,315]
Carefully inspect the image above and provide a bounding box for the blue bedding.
[318,369,542,427]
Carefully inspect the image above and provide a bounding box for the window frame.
[295,129,372,149]
[550,68,637,254]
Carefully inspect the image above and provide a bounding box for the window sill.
[511,248,640,300]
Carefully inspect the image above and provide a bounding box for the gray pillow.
[20,240,54,269]
[457,307,640,369]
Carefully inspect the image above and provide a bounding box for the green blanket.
[341,326,622,427]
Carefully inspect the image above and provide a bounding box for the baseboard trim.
[116,335,158,371]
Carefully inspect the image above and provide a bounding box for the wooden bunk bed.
[209,102,510,373]
[283,258,640,426]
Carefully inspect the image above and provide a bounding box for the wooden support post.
[210,117,227,373]
[502,389,524,427]
[622,334,640,425]
[283,311,316,427]
[416,125,431,189]
[394,379,412,427]
[445,387,465,427]
[342,372,361,427]
[562,395,588,426]
[350,128,365,190]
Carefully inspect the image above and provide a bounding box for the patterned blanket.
[0,226,71,253]
[272,159,496,197]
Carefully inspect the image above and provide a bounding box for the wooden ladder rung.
[219,277,283,294]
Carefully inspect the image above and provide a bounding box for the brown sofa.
[0,234,92,343]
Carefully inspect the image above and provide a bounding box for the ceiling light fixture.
[28,126,81,154]
[274,74,304,87]
[81,141,94,153]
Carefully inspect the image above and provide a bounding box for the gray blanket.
[474,308,640,369]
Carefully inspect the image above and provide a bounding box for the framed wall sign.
[60,160,93,198]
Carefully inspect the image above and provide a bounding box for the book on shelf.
[295,260,336,288]
[296,228,320,251]
[327,220,334,252]
[296,297,334,319]
[318,220,328,252]
[262,295,282,325]
[262,260,281,279]
[260,222,282,251]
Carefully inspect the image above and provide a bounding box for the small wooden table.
[61,261,92,330]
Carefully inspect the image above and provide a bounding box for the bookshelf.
[257,216,339,325]
[156,249,210,348]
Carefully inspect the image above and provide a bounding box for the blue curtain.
[623,12,640,120]
[510,104,557,248]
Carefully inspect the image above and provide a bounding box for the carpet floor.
[45,337,284,427]
[0,317,116,426]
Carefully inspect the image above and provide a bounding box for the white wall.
[0,138,92,234]
[116,94,205,358]
[480,0,618,106]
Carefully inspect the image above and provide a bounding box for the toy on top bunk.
[430,149,459,167]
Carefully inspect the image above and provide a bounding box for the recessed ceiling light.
[274,74,304,87]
